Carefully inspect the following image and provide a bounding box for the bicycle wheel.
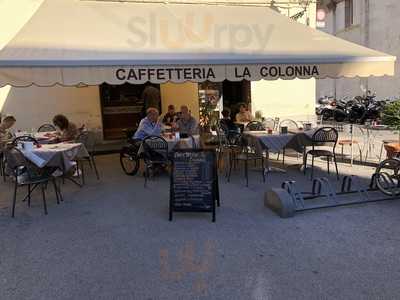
[120,146,140,176]
[374,158,400,196]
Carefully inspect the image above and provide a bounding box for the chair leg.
[261,156,266,183]
[282,148,286,166]
[333,154,339,180]
[41,184,48,215]
[52,179,60,205]
[91,156,100,180]
[144,165,148,187]
[311,155,315,179]
[327,156,330,174]
[28,184,31,207]
[245,160,249,187]
[303,153,308,175]
[11,181,18,218]
[227,154,233,183]
[80,161,85,186]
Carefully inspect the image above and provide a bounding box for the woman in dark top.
[53,114,79,142]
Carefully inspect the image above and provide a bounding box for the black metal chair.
[142,136,170,187]
[74,131,100,185]
[262,118,276,131]
[227,133,265,187]
[245,121,265,132]
[278,119,300,165]
[4,146,62,217]
[38,124,56,132]
[304,127,339,180]
[12,135,39,146]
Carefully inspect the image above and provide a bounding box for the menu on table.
[170,149,219,222]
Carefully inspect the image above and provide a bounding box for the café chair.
[278,119,299,165]
[304,127,339,180]
[379,139,398,161]
[4,146,62,217]
[12,135,39,146]
[245,121,265,132]
[38,124,56,132]
[227,133,265,187]
[74,131,100,185]
[142,136,170,187]
[262,118,276,131]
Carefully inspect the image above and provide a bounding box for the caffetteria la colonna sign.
[114,64,321,83]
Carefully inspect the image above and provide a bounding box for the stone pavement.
[0,154,399,300]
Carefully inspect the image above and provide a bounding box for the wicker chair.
[4,146,62,217]
[304,127,339,179]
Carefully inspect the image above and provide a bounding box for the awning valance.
[0,0,396,87]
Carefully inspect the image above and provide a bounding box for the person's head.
[1,115,16,129]
[239,104,247,113]
[221,109,231,119]
[146,107,159,122]
[53,114,69,131]
[180,105,190,120]
[167,105,175,114]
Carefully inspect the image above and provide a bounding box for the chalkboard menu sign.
[170,149,220,222]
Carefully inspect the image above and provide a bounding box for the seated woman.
[235,103,253,123]
[0,115,16,144]
[52,114,79,142]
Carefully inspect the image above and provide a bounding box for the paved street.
[1,153,400,300]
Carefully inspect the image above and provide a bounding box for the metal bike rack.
[266,175,400,218]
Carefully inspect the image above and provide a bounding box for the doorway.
[222,80,251,119]
[99,83,160,140]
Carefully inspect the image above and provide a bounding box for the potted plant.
[382,100,400,158]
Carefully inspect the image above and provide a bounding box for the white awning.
[0,0,396,87]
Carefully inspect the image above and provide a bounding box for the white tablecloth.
[21,142,89,171]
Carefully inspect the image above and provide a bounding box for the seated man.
[0,115,16,143]
[134,107,161,140]
[176,105,199,136]
[162,104,177,126]
[219,109,239,134]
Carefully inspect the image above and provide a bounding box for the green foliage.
[382,100,400,130]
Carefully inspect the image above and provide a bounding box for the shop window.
[345,0,354,28]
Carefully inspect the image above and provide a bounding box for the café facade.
[0,0,395,141]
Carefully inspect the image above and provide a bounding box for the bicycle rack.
[266,175,400,218]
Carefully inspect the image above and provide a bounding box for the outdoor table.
[243,129,317,174]
[20,142,89,172]
[33,131,58,144]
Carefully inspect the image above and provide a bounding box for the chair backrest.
[75,131,96,153]
[262,118,276,130]
[245,121,265,131]
[279,119,299,131]
[12,135,39,146]
[312,127,339,145]
[274,117,280,130]
[4,146,41,181]
[142,136,169,160]
[37,124,56,132]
